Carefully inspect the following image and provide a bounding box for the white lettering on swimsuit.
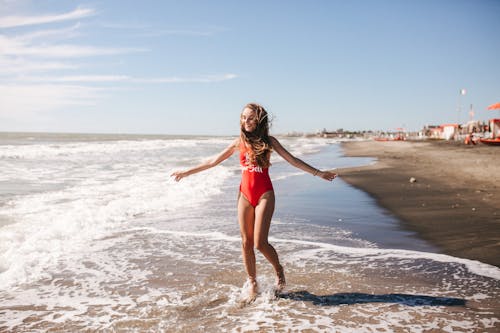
[241,165,264,173]
[241,152,264,173]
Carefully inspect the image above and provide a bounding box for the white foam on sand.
[1,224,498,332]
[141,227,500,280]
[269,236,500,280]
[0,139,233,288]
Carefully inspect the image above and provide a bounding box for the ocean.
[0,132,498,332]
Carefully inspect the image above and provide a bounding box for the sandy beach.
[339,140,500,267]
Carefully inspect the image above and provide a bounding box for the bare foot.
[241,277,258,304]
[276,265,286,292]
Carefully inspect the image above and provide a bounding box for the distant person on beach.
[484,125,491,139]
[171,103,337,301]
[464,129,477,145]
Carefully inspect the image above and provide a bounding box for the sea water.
[0,133,498,332]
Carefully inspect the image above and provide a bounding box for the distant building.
[423,125,443,139]
[441,124,459,140]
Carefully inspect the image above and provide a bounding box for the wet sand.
[338,140,500,267]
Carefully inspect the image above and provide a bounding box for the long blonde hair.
[240,103,272,168]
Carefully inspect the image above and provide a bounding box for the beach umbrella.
[487,102,500,118]
[487,102,500,110]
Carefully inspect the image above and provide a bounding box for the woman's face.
[241,107,258,132]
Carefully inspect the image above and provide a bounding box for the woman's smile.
[241,108,257,132]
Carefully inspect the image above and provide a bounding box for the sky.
[1,0,499,135]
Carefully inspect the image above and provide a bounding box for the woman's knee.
[241,237,254,251]
[254,238,269,252]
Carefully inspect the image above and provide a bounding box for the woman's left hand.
[317,170,337,182]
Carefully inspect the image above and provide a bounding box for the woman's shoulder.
[233,137,244,151]
[268,135,280,146]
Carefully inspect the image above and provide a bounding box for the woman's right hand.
[171,171,187,182]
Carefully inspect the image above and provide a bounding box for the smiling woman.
[171,102,337,302]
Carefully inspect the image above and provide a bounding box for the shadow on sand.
[279,290,466,307]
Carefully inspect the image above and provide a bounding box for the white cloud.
[99,22,225,38]
[136,28,216,38]
[10,43,144,58]
[0,55,77,74]
[19,75,131,83]
[0,34,147,58]
[0,83,104,118]
[0,6,95,28]
[15,23,82,42]
[0,4,238,128]
[10,73,238,83]
[134,73,238,83]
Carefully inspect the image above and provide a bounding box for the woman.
[171,103,337,300]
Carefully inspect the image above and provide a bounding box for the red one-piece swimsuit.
[239,141,274,207]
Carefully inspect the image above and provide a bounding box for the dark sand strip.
[338,140,500,267]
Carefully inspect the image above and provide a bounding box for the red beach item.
[486,102,500,110]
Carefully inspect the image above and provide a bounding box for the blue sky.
[1,0,499,135]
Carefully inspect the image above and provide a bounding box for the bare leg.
[254,191,286,291]
[237,193,257,299]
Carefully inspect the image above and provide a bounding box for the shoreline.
[337,140,500,267]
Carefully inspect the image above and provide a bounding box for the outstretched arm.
[269,136,337,182]
[171,138,239,182]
